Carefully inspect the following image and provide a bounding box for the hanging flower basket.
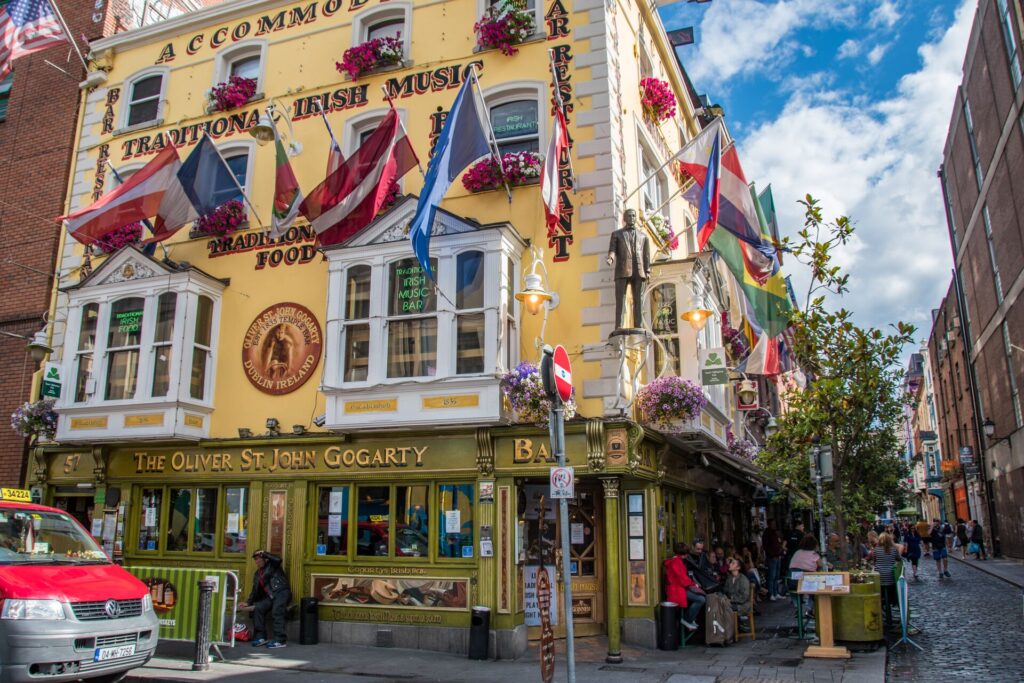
[462,151,543,192]
[475,0,535,56]
[94,221,144,254]
[727,430,759,461]
[639,77,676,123]
[193,200,247,237]
[10,398,57,443]
[721,318,749,363]
[636,375,707,432]
[500,361,576,428]
[208,76,257,113]
[336,35,404,79]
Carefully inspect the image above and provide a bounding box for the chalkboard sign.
[389,258,437,316]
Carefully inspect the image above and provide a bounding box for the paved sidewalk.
[949,553,1024,588]
[124,597,885,682]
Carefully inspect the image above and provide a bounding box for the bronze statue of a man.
[606,208,651,331]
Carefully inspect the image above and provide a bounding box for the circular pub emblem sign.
[242,303,323,395]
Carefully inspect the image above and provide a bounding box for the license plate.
[94,644,136,662]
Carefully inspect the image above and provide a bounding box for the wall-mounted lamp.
[250,102,302,156]
[680,291,713,331]
[737,378,758,406]
[0,327,53,364]
[265,417,280,436]
[983,417,996,438]
[515,247,559,348]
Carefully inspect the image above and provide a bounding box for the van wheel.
[88,674,126,683]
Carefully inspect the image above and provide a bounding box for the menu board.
[797,572,850,594]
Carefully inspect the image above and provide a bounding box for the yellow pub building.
[34,0,777,660]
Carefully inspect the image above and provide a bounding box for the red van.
[0,489,158,682]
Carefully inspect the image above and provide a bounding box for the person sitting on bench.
[239,550,291,649]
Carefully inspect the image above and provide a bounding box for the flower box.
[500,361,576,427]
[640,77,676,123]
[645,213,677,250]
[475,0,535,56]
[191,200,247,238]
[636,375,707,432]
[208,76,257,113]
[94,221,145,254]
[11,398,57,443]
[461,151,542,192]
[336,35,404,80]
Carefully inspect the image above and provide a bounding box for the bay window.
[74,303,98,402]
[190,295,213,399]
[151,293,176,397]
[387,257,437,378]
[105,297,144,400]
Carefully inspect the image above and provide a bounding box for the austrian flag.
[541,106,569,235]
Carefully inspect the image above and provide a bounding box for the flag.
[270,126,303,239]
[300,107,418,246]
[327,134,343,177]
[61,145,188,245]
[151,134,238,241]
[541,106,568,235]
[676,117,723,187]
[695,128,721,251]
[409,76,491,278]
[735,331,781,376]
[0,0,68,79]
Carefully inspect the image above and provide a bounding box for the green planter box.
[829,571,883,642]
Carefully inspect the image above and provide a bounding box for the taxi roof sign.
[0,488,32,503]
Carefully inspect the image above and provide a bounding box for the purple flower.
[475,1,535,56]
[636,376,707,431]
[462,152,543,192]
[94,222,144,254]
[337,35,404,79]
[500,362,576,427]
[10,399,57,441]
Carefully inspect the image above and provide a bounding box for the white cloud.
[869,0,901,29]
[867,43,891,65]
[733,0,975,336]
[837,39,862,60]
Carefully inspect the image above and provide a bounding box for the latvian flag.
[541,106,569,236]
[300,108,418,246]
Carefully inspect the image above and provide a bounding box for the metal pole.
[813,445,826,557]
[192,579,215,671]
[549,402,576,683]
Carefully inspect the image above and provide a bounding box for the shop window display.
[438,483,474,559]
[317,486,350,555]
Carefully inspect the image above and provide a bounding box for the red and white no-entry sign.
[552,344,573,404]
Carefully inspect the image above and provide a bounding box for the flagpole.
[105,160,169,259]
[547,49,576,192]
[200,130,266,230]
[467,63,513,204]
[621,120,732,206]
[380,85,425,178]
[47,0,89,72]
[312,99,341,151]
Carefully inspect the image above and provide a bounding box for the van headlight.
[1,599,66,620]
[142,594,153,613]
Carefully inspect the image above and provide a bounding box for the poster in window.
[628,515,644,537]
[267,490,286,558]
[241,303,323,395]
[312,574,469,610]
[491,100,538,140]
[523,565,558,625]
[329,491,344,514]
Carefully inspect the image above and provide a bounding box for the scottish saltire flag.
[409,76,490,278]
[0,0,68,79]
[271,126,302,239]
[695,128,721,251]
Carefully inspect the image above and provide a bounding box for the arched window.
[353,3,412,61]
[190,295,214,400]
[213,40,267,93]
[209,142,253,208]
[151,292,177,397]
[650,283,679,376]
[122,68,168,130]
[343,265,371,382]
[74,303,99,402]
[484,83,544,155]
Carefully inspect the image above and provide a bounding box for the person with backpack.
[969,519,988,560]
[929,519,950,578]
[664,542,704,631]
[239,549,292,649]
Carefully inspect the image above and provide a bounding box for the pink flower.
[640,77,677,123]
[208,76,257,113]
[461,151,543,192]
[94,222,144,254]
[475,2,535,56]
[194,200,247,237]
[336,35,404,79]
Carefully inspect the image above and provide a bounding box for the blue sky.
[657,0,976,351]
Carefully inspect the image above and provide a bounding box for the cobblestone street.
[887,556,1024,681]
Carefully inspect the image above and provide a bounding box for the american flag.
[0,0,69,79]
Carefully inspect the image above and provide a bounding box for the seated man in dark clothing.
[239,550,292,648]
[684,540,720,591]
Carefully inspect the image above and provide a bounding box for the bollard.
[192,579,216,671]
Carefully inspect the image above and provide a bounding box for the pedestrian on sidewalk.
[968,519,988,560]
[665,542,704,631]
[239,549,292,649]
[788,535,823,620]
[956,518,969,559]
[762,520,784,600]
[929,520,950,578]
[869,533,902,629]
[903,525,922,580]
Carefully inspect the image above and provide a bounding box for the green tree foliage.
[756,197,913,564]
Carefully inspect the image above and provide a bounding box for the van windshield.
[0,506,108,565]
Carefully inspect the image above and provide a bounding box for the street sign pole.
[541,346,575,683]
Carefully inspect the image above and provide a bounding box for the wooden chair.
[733,582,756,641]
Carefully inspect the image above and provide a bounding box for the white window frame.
[352,2,412,60]
[637,132,667,219]
[483,81,545,156]
[119,66,169,133]
[212,140,255,207]
[476,0,543,42]
[212,39,268,94]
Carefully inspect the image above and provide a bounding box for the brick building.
[936,0,1024,558]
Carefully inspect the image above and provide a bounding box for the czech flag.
[695,128,720,251]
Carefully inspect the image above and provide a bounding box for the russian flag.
[695,129,720,251]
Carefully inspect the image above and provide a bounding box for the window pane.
[389,258,436,315]
[75,353,92,403]
[105,349,139,400]
[497,139,540,155]
[456,314,485,374]
[151,345,172,397]
[316,486,349,556]
[137,488,162,551]
[344,324,370,382]
[356,486,390,556]
[229,55,261,81]
[346,265,371,320]
[194,296,213,346]
[367,18,403,41]
[456,251,484,309]
[654,337,680,376]
[491,100,538,141]
[193,488,217,552]
[211,153,247,206]
[387,318,437,378]
[223,487,248,554]
[651,284,677,335]
[167,488,192,552]
[190,349,208,400]
[132,75,162,101]
[127,99,159,127]
[155,293,177,343]
[78,303,99,351]
[108,298,144,348]
[438,484,474,558]
[396,485,428,557]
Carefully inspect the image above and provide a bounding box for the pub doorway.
[522,481,605,639]
[52,487,95,529]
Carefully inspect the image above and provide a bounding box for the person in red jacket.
[665,542,705,631]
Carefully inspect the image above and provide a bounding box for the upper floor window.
[996,0,1022,89]
[0,74,12,123]
[367,18,403,41]
[387,257,438,378]
[191,296,214,400]
[963,97,983,192]
[74,303,99,402]
[105,297,145,400]
[209,144,251,207]
[124,71,166,129]
[455,251,486,374]
[490,98,539,154]
[353,3,411,59]
[640,147,667,217]
[650,283,679,375]
[213,40,267,93]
